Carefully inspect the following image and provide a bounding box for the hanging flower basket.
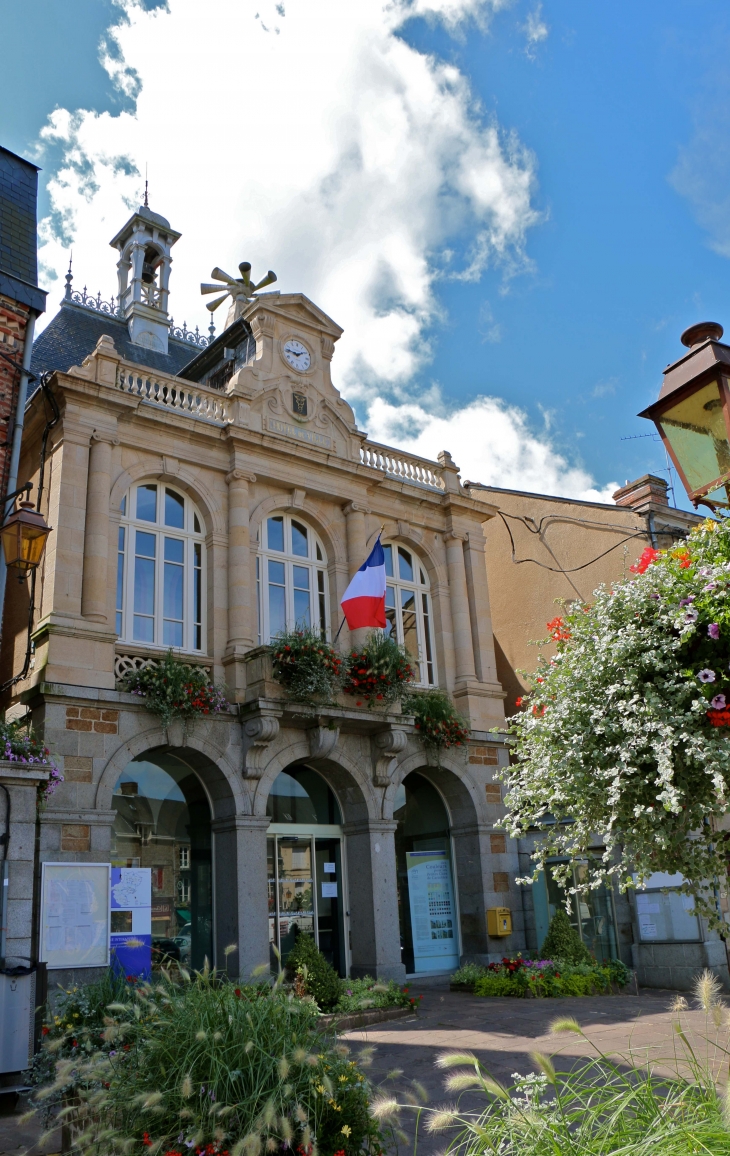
[404,689,470,750]
[118,651,228,729]
[504,518,730,931]
[342,633,416,706]
[269,628,343,703]
[0,719,63,802]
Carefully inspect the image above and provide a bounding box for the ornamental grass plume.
[502,517,730,932]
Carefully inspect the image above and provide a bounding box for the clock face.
[283,338,311,372]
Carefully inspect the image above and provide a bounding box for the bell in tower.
[109,197,181,354]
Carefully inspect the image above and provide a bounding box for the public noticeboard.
[405,849,459,973]
[40,863,110,969]
[110,867,152,979]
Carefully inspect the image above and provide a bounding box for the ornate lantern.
[639,321,730,509]
[0,500,52,578]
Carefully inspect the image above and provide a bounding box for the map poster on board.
[110,867,152,980]
[405,849,460,973]
[40,863,110,970]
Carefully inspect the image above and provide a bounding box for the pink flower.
[712,694,727,710]
[709,623,721,640]
[698,669,716,683]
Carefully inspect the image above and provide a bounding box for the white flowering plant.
[501,519,730,931]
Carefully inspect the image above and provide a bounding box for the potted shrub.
[270,628,343,704]
[403,689,470,754]
[0,718,62,803]
[118,650,228,729]
[342,633,416,707]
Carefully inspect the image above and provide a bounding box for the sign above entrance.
[267,417,332,450]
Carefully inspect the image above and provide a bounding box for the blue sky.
[3,0,729,508]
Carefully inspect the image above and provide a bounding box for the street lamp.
[639,321,730,510]
[0,495,51,580]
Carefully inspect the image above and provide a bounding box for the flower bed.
[341,634,415,706]
[335,978,422,1015]
[270,629,343,702]
[504,519,730,930]
[33,970,383,1156]
[451,956,631,998]
[119,651,228,728]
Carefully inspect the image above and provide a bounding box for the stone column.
[344,819,405,981]
[211,814,271,979]
[224,469,256,698]
[342,501,369,649]
[445,531,476,682]
[81,433,115,622]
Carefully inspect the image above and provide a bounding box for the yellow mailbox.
[487,907,512,937]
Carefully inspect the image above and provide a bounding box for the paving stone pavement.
[2,982,726,1155]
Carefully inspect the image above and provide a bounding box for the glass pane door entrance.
[268,834,346,975]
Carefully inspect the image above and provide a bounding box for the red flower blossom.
[234,987,241,997]
[546,616,571,642]
[142,1133,153,1147]
[629,547,660,575]
[42,1025,49,1035]
[515,696,523,708]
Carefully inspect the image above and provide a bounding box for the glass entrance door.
[268,833,346,974]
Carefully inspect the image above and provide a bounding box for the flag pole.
[333,526,386,645]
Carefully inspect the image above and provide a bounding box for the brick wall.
[0,293,28,507]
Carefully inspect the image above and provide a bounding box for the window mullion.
[155,528,162,647]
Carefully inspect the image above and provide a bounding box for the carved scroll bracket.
[242,713,281,778]
[372,728,408,787]
[308,724,340,760]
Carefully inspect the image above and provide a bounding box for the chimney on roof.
[612,474,669,513]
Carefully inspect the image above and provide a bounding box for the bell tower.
[109,200,181,353]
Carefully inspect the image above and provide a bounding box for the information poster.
[40,863,110,969]
[406,849,459,972]
[110,867,152,979]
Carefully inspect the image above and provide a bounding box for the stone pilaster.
[344,818,405,981]
[210,814,271,978]
[81,432,117,623]
[223,468,256,699]
[342,501,369,649]
[444,530,476,682]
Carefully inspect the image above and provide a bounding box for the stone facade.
[0,245,525,985]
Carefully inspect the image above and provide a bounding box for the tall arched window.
[117,483,206,652]
[257,514,328,643]
[383,543,436,686]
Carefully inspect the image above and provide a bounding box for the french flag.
[340,537,387,630]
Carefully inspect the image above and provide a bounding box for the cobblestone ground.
[2,982,726,1155]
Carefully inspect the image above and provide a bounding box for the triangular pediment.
[244,293,343,340]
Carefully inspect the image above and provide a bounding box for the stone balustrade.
[359,440,445,491]
[116,365,231,425]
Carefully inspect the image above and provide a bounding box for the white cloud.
[522,3,548,56]
[366,395,619,502]
[34,0,616,502]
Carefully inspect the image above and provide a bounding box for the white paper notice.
[41,863,110,969]
[323,863,336,874]
[639,919,658,939]
[321,882,338,898]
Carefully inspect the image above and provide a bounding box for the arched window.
[256,513,328,643]
[383,543,436,686]
[117,483,206,652]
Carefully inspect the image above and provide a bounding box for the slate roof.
[0,145,47,314]
[29,301,202,394]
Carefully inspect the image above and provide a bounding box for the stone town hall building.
[1,201,715,992]
[3,202,513,986]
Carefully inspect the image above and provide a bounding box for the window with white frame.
[257,514,328,643]
[116,483,205,652]
[383,543,436,686]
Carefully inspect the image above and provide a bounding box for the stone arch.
[369,523,448,588]
[249,494,346,569]
[109,460,226,537]
[384,754,490,960]
[252,740,376,825]
[96,724,249,818]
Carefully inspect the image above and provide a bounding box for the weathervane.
[200,262,277,324]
